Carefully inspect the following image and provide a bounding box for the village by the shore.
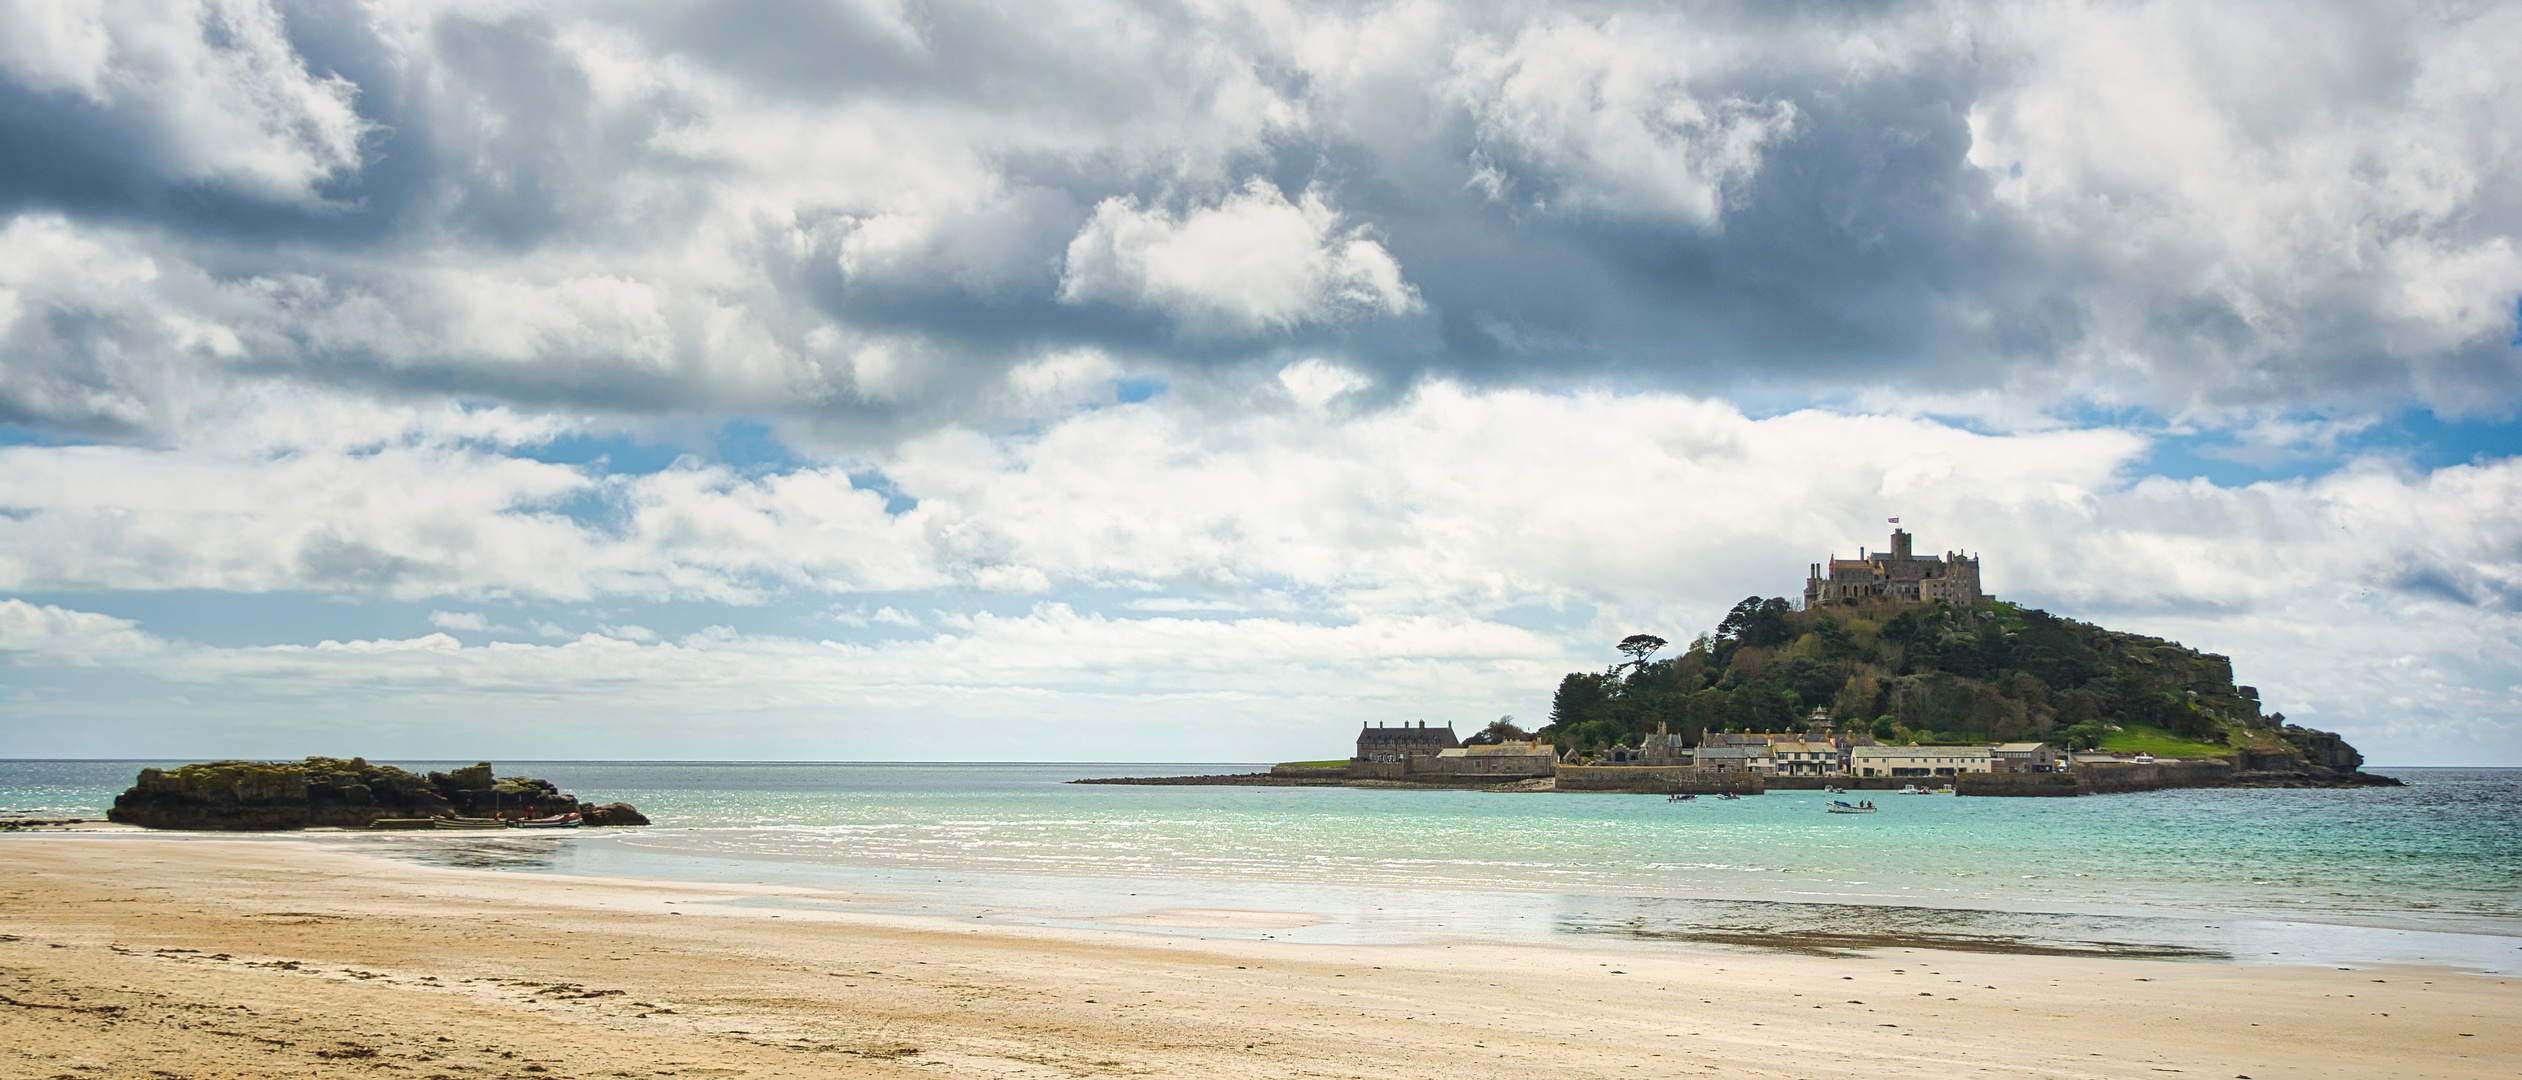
[1079,713,2392,796]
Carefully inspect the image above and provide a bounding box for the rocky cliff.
[107,758,646,830]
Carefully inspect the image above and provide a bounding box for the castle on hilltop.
[1802,526,1982,609]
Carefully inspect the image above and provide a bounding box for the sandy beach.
[2,832,2513,1080]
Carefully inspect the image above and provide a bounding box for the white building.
[1767,739,1839,776]
[1850,745,1993,778]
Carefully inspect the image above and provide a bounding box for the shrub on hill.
[1538,597,2287,756]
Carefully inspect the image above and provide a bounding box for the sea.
[6,761,2519,974]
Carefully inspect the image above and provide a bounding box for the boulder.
[580,802,650,827]
[108,758,646,829]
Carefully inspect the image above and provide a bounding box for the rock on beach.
[105,758,647,830]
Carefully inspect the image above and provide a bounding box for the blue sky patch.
[848,470,919,514]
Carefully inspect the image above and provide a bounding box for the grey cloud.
[296,535,429,592]
[1,0,2515,446]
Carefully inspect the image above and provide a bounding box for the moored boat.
[513,813,581,828]
[432,816,510,829]
[1827,800,1876,814]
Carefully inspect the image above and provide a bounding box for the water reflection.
[405,835,573,870]
[1558,895,2231,960]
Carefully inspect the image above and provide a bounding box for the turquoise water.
[9,761,2519,972]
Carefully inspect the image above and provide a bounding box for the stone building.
[1695,745,1771,773]
[1992,742,2063,773]
[1354,721,1459,763]
[1419,741,1560,779]
[1803,527,1983,608]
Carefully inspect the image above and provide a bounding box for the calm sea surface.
[8,761,2518,972]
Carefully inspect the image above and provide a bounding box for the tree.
[1465,715,1530,745]
[1616,634,1669,672]
[1716,597,1794,651]
[1550,672,1615,730]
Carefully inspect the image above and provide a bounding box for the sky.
[1,0,2518,766]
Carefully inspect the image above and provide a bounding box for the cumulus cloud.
[1449,13,1798,222]
[427,610,513,633]
[1961,0,2522,414]
[2,0,2519,765]
[1059,180,1421,336]
[4,385,2519,761]
[0,0,2507,434]
[0,400,940,601]
[0,599,164,665]
[0,0,367,203]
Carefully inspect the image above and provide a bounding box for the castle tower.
[1804,527,1984,609]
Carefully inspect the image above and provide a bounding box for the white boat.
[1899,784,1929,795]
[513,813,581,829]
[1826,800,1876,814]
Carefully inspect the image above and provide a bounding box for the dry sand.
[2,831,2513,1080]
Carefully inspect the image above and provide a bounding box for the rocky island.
[1085,529,2400,795]
[107,758,649,830]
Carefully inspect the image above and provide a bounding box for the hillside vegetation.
[1540,596,2318,759]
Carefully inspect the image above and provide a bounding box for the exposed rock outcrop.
[107,759,651,830]
[579,802,651,826]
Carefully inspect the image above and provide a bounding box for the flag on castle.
[1888,517,1900,523]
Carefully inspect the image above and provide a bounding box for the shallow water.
[10,760,2519,972]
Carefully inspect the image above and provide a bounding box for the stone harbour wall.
[1553,766,1765,795]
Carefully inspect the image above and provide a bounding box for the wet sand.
[3,833,2514,1079]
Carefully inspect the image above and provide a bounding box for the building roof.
[1356,724,1459,748]
[1993,742,2053,752]
[1437,742,1554,758]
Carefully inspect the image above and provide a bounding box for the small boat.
[1825,786,1846,795]
[1899,784,1929,795]
[512,813,581,829]
[1714,791,1741,800]
[1827,800,1876,814]
[1667,793,1695,802]
[432,816,510,829]
[365,818,437,830]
